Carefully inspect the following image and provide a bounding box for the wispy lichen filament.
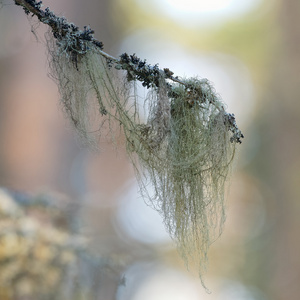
[13,0,244,291]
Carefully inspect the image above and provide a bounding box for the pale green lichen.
[46,29,238,290]
[47,33,136,148]
[133,79,235,290]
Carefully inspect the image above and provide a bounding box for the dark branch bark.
[13,0,185,86]
[12,0,243,143]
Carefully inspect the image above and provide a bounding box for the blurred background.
[0,0,299,299]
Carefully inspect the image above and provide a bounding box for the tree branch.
[12,0,244,143]
[13,0,188,86]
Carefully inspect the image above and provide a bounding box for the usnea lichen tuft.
[47,29,238,287]
[131,79,235,290]
[23,1,244,290]
[47,32,136,148]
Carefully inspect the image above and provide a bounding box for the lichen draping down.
[134,79,235,291]
[47,31,239,290]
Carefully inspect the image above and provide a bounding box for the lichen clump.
[133,79,235,290]
[44,10,242,289]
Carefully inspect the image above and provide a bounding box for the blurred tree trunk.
[255,0,300,299]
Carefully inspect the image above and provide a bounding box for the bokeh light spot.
[136,0,263,27]
[115,182,171,245]
[164,0,233,13]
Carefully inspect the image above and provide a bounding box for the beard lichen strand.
[145,76,171,148]
[47,37,93,145]
[47,30,137,148]
[83,49,132,147]
[132,79,236,291]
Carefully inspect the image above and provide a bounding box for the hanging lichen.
[46,23,241,290]
[130,78,236,290]
[12,0,244,291]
